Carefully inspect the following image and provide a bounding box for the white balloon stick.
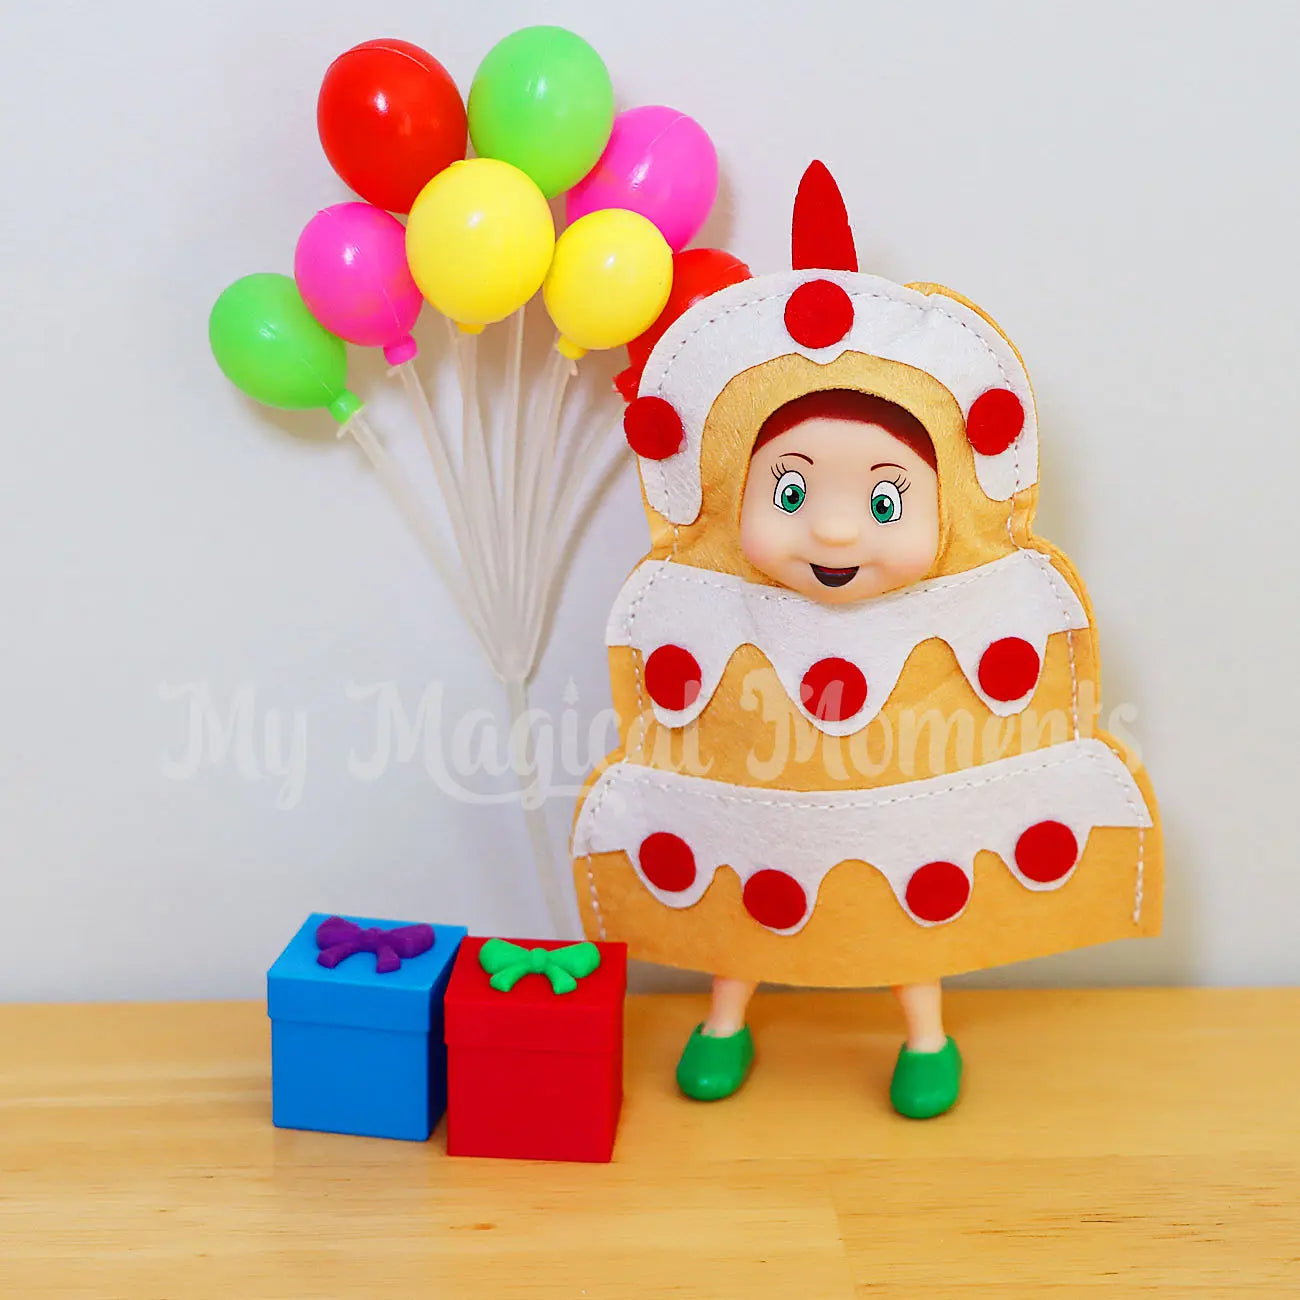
[395,362,502,671]
[501,310,526,611]
[376,316,618,938]
[515,349,574,662]
[448,325,506,610]
[341,412,495,658]
[523,417,628,671]
[513,347,565,565]
[503,674,579,937]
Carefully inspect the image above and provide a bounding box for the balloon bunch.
[208,27,745,934]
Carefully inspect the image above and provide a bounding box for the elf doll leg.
[676,977,757,1101]
[889,980,962,1118]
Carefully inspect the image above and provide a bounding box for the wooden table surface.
[2,990,1298,1298]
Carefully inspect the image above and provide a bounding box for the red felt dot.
[742,869,808,931]
[784,278,854,349]
[623,395,685,460]
[644,644,702,711]
[977,637,1041,702]
[638,832,697,892]
[905,861,971,923]
[965,388,1025,456]
[1015,820,1079,883]
[800,657,868,722]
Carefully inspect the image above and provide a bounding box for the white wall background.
[2,0,1297,1001]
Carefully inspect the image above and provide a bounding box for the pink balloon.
[565,105,718,253]
[293,202,423,365]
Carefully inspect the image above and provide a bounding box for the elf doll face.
[740,398,940,605]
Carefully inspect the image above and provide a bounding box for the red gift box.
[443,937,627,1162]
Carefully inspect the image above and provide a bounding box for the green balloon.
[468,26,614,200]
[209,273,362,423]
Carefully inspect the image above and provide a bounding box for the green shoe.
[676,1024,755,1101]
[889,1036,963,1119]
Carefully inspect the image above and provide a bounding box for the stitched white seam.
[1032,551,1081,743]
[579,770,609,940]
[622,552,1022,605]
[655,287,1016,394]
[1065,629,1080,740]
[647,283,1031,511]
[583,523,683,938]
[1133,825,1145,924]
[589,743,1142,815]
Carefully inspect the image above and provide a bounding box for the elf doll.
[572,162,1161,1118]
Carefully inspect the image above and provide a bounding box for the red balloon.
[317,39,467,215]
[614,248,752,401]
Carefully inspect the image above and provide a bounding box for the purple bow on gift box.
[315,916,434,974]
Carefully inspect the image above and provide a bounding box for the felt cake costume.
[571,162,1162,991]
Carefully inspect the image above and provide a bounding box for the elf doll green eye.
[870,480,904,524]
[773,469,807,513]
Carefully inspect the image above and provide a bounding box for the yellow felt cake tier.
[602,566,1099,791]
[575,815,1161,988]
[573,731,1157,982]
[606,636,1093,791]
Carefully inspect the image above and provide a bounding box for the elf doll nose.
[810,513,860,546]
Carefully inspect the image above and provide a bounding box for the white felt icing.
[572,739,1152,934]
[607,549,1087,736]
[637,270,1038,526]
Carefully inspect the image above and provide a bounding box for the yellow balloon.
[406,158,555,332]
[543,209,673,359]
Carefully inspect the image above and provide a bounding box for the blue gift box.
[267,913,466,1140]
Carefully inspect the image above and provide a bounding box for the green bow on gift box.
[478,938,602,994]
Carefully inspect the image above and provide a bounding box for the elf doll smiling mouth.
[809,564,858,587]
[739,388,940,604]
